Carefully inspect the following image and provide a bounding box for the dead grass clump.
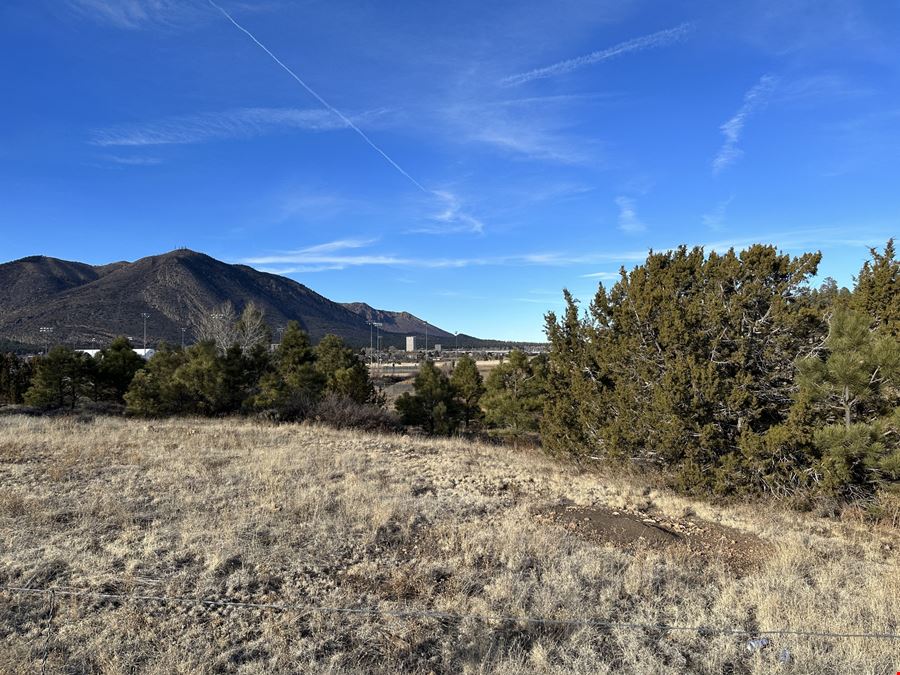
[0,415,897,673]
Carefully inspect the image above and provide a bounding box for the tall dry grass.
[0,415,897,673]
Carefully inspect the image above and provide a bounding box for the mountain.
[0,249,480,350]
[341,303,454,339]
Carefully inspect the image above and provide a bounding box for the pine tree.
[124,344,189,416]
[0,353,33,405]
[797,307,898,428]
[95,337,145,402]
[315,334,376,404]
[395,360,459,435]
[853,239,899,337]
[450,355,484,431]
[24,346,93,409]
[253,321,324,419]
[481,350,546,442]
[171,342,228,415]
[795,307,900,494]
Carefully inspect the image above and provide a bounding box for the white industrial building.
[405,336,416,351]
[76,348,156,360]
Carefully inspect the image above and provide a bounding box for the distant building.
[406,336,416,351]
[76,348,156,360]
[433,344,441,353]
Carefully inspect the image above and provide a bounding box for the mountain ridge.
[0,249,487,350]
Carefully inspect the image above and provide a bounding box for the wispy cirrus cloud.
[91,107,385,147]
[67,0,277,30]
[439,90,615,165]
[581,271,620,280]
[713,75,778,174]
[615,196,645,233]
[66,0,209,29]
[442,101,594,165]
[409,190,485,235]
[701,196,734,230]
[241,243,649,272]
[501,22,694,87]
[100,154,163,166]
[292,238,379,255]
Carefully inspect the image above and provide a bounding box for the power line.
[3,585,900,642]
[207,0,429,194]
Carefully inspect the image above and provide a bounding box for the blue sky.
[1,0,898,341]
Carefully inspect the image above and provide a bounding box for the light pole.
[367,321,383,373]
[39,326,54,355]
[455,331,459,353]
[140,313,150,352]
[181,327,187,349]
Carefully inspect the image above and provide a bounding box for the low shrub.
[312,394,403,434]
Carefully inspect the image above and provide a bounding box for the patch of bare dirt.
[538,502,769,573]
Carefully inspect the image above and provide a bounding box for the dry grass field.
[1,415,898,674]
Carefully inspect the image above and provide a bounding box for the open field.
[1,416,898,673]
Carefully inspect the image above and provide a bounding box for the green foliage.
[395,361,459,435]
[315,334,376,404]
[253,322,324,419]
[171,342,230,415]
[24,346,94,409]
[0,352,33,405]
[853,239,899,337]
[482,350,546,440]
[542,245,824,492]
[124,344,189,416]
[813,422,895,495]
[125,340,268,417]
[123,324,384,422]
[797,307,899,428]
[94,337,145,402]
[450,355,484,431]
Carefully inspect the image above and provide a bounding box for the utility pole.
[367,321,382,373]
[181,327,187,349]
[141,313,150,352]
[455,331,459,353]
[39,326,54,355]
[425,322,428,353]
[376,326,382,376]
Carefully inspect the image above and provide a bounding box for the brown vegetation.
[1,415,898,673]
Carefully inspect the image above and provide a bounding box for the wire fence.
[3,584,900,642]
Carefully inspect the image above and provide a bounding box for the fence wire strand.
[3,585,900,642]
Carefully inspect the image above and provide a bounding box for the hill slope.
[0,250,471,349]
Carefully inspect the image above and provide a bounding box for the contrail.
[501,22,694,87]
[207,0,429,194]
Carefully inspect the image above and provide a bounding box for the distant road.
[368,360,502,377]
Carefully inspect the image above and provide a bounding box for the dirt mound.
[538,503,769,573]
[542,504,679,546]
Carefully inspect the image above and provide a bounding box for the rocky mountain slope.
[0,249,472,349]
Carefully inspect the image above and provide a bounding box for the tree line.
[2,241,897,511]
[542,240,899,510]
[0,303,539,438]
